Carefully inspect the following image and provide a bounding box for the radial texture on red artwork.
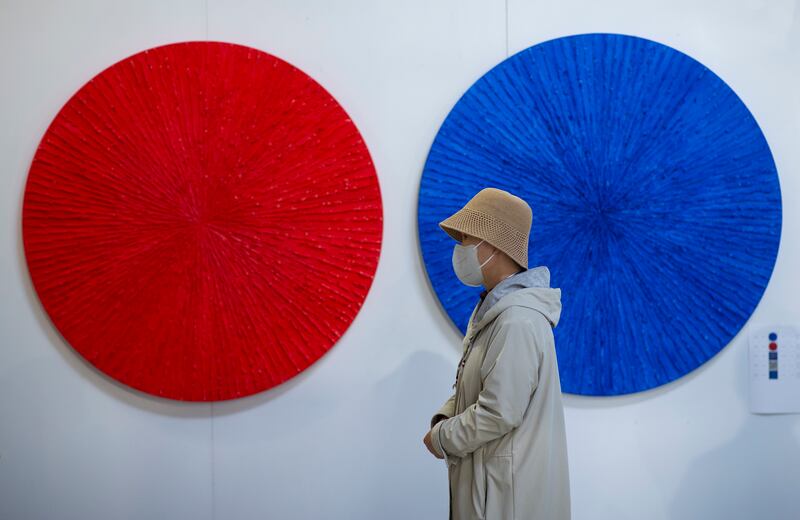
[22,41,383,401]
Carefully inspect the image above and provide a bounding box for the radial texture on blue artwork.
[417,33,782,396]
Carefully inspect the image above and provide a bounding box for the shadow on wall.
[669,415,800,520]
[210,349,456,520]
[668,339,800,520]
[351,349,454,519]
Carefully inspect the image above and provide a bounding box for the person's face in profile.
[459,233,497,266]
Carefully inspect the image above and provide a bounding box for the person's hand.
[423,429,444,459]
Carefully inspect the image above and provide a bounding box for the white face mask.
[452,239,496,287]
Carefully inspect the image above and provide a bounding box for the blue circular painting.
[418,33,782,396]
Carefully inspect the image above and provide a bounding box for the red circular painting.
[22,41,383,401]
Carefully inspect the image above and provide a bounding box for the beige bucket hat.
[438,187,532,270]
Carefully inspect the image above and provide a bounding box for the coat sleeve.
[430,393,456,429]
[430,317,541,459]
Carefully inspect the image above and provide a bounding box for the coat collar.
[466,266,562,338]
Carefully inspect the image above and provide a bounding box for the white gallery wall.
[1,1,799,519]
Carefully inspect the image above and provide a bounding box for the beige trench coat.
[430,285,570,519]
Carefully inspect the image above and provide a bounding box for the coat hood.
[471,266,562,334]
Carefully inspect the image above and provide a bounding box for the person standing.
[423,187,571,519]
